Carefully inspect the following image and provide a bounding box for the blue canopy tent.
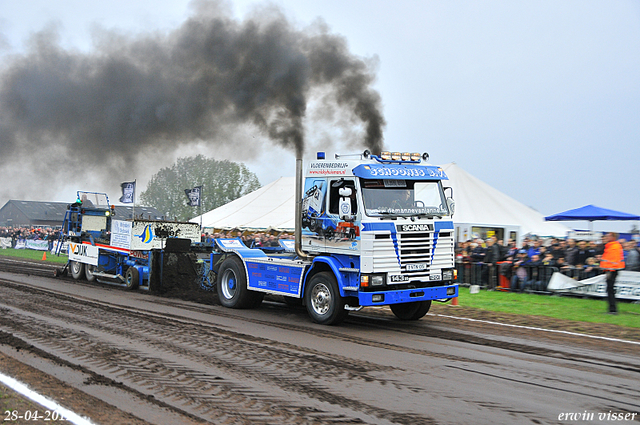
[544,204,640,231]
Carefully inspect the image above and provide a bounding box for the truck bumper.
[358,284,458,306]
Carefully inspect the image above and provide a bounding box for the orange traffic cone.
[42,252,47,261]
[451,296,459,306]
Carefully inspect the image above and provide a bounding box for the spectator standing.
[483,237,501,288]
[574,241,591,267]
[565,239,578,266]
[624,240,640,271]
[550,243,564,260]
[527,240,541,260]
[600,232,625,314]
[510,250,530,292]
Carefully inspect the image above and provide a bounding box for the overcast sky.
[1,0,638,232]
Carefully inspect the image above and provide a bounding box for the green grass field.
[0,248,68,264]
[455,286,640,328]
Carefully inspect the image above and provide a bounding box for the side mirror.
[447,198,455,216]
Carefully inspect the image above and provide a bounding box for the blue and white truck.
[212,150,458,324]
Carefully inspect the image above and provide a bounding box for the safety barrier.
[456,260,605,293]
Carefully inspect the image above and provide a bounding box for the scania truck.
[213,150,458,324]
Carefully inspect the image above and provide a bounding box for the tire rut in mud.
[0,280,437,425]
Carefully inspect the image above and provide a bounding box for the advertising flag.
[185,186,202,207]
[119,181,136,204]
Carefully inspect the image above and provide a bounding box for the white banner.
[110,220,132,250]
[68,242,99,266]
[0,237,11,249]
[25,240,49,251]
[14,240,26,250]
[548,271,640,301]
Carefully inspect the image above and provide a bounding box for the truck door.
[301,177,328,252]
[326,178,360,253]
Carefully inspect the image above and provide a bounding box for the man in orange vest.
[600,232,625,314]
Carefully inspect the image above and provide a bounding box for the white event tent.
[192,163,569,240]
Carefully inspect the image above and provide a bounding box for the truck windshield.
[360,179,448,217]
[77,192,109,208]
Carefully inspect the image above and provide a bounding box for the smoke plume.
[0,1,385,203]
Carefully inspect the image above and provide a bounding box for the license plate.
[406,263,428,271]
[389,275,409,283]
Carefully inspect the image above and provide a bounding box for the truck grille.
[371,230,454,278]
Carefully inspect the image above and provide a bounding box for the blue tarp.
[544,205,640,222]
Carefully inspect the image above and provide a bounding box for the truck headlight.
[361,274,385,288]
[371,275,385,286]
[442,269,454,280]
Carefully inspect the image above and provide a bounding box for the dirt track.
[0,258,638,424]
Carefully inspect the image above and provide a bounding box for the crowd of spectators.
[0,226,61,249]
[202,231,293,249]
[456,235,640,292]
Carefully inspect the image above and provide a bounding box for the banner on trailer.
[68,242,99,266]
[130,221,201,250]
[110,220,132,250]
[547,271,640,301]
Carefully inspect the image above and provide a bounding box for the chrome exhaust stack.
[294,156,308,260]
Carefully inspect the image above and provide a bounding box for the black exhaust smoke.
[0,2,385,201]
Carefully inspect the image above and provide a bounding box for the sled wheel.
[125,267,139,290]
[85,265,97,282]
[70,261,85,280]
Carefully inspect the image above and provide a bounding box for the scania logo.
[399,224,433,232]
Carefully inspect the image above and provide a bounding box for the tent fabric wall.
[441,163,569,238]
[194,177,296,231]
[193,163,570,237]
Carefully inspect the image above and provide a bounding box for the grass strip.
[0,249,68,264]
[456,286,640,329]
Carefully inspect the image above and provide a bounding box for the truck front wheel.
[217,256,261,309]
[70,261,85,280]
[390,300,432,320]
[304,272,348,325]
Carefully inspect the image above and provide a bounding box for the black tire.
[125,267,139,290]
[390,300,432,321]
[85,265,97,282]
[70,261,85,280]
[217,256,260,309]
[304,272,348,325]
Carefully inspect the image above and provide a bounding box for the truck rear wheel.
[390,300,432,320]
[304,272,348,325]
[70,261,85,280]
[125,267,139,290]
[217,256,260,309]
